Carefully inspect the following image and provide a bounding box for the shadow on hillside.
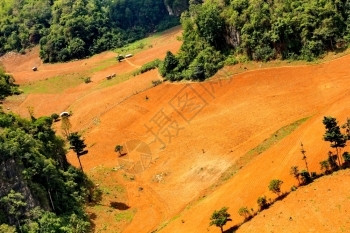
[110,201,130,210]
[78,150,89,156]
[275,192,289,202]
[223,225,239,233]
[118,152,128,157]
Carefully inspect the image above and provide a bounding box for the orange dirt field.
[1,26,350,233]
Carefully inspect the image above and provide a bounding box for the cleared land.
[1,26,350,233]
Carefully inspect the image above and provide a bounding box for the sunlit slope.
[1,26,350,233]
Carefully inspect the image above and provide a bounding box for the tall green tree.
[68,132,87,172]
[323,116,346,166]
[159,51,178,76]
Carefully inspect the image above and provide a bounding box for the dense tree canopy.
[0,68,21,100]
[0,109,94,232]
[0,0,183,62]
[161,0,350,81]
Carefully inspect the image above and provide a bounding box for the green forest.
[160,0,350,81]
[0,68,21,99]
[0,71,95,232]
[0,0,186,63]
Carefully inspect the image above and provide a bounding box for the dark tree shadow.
[89,213,97,220]
[110,202,130,210]
[78,150,88,156]
[88,212,97,232]
[118,152,128,157]
[223,225,239,233]
[275,192,289,202]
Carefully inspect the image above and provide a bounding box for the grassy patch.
[115,209,137,223]
[152,214,181,233]
[219,116,310,182]
[246,117,310,157]
[132,59,161,76]
[114,27,175,55]
[91,57,117,73]
[21,74,84,94]
[114,184,125,193]
[115,37,153,55]
[96,72,132,89]
[97,59,161,89]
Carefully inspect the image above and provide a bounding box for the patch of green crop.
[21,74,84,94]
[115,209,137,223]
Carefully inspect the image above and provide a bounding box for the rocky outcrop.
[164,0,189,16]
[0,158,46,224]
[225,25,241,48]
[164,0,175,15]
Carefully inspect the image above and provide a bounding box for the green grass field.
[21,74,85,94]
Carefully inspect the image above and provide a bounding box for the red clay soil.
[0,47,116,84]
[1,27,182,121]
[237,169,350,233]
[2,27,350,233]
[76,54,350,232]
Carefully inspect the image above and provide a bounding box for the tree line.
[0,0,185,63]
[0,72,98,232]
[210,116,350,232]
[160,0,350,81]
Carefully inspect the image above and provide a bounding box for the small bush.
[320,160,330,173]
[84,77,91,83]
[152,80,162,87]
[343,152,350,168]
[238,207,251,220]
[328,153,339,171]
[51,113,59,122]
[300,170,312,185]
[268,179,283,196]
[343,152,350,162]
[252,45,276,62]
[290,185,297,192]
[257,196,269,210]
[115,145,123,155]
[133,59,161,76]
[311,172,318,179]
[137,42,145,49]
[224,55,238,66]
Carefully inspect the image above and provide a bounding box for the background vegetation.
[160,0,350,81]
[0,0,185,63]
[0,68,21,99]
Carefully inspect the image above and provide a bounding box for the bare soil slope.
[237,169,350,233]
[1,26,350,233]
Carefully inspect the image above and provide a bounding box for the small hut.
[60,111,70,117]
